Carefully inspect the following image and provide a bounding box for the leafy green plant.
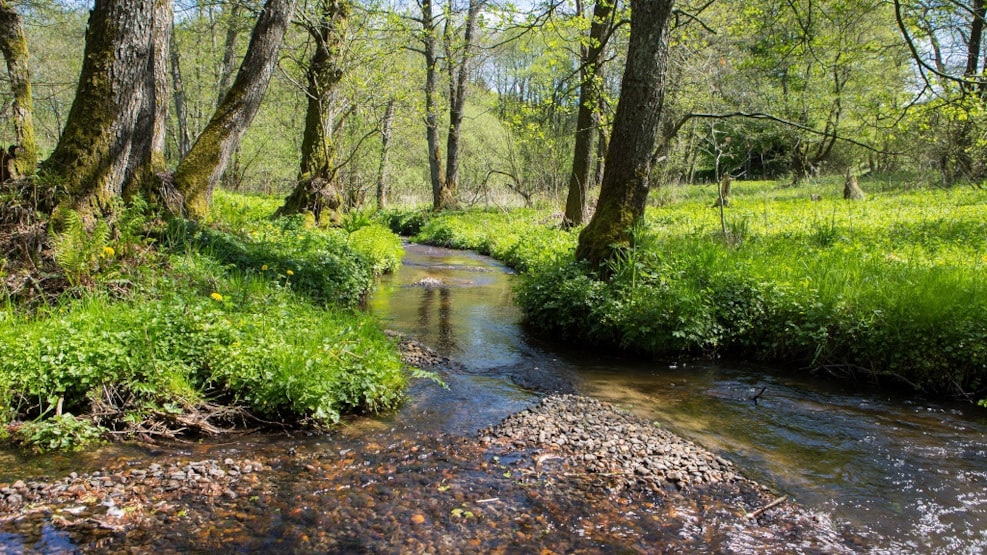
[341,208,374,233]
[348,223,404,274]
[14,413,104,452]
[51,207,111,287]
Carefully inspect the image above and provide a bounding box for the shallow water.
[3,242,986,553]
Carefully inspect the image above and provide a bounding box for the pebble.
[0,457,263,514]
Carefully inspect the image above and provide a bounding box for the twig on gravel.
[748,495,788,519]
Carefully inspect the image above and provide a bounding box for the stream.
[2,242,986,553]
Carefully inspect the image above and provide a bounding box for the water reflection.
[416,285,455,355]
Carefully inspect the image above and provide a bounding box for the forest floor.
[0,338,865,554]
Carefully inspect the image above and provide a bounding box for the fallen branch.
[748,495,788,519]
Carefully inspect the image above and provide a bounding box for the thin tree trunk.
[376,98,396,209]
[575,0,674,270]
[216,2,243,107]
[169,26,192,159]
[175,0,297,219]
[594,124,608,188]
[276,0,348,223]
[40,0,171,215]
[563,0,613,228]
[0,0,36,177]
[440,0,481,211]
[421,0,445,210]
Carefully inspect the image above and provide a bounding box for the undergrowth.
[1,190,410,451]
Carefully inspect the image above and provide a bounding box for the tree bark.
[376,98,396,209]
[175,0,297,220]
[0,0,36,177]
[40,0,171,215]
[440,0,481,211]
[843,169,865,200]
[169,26,192,159]
[563,0,613,228]
[421,0,445,210]
[575,0,674,271]
[276,0,348,223]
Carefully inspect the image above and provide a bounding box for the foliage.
[13,414,104,452]
[51,207,112,287]
[348,223,404,274]
[205,302,405,425]
[408,209,575,271]
[1,192,411,449]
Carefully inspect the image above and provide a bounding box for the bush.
[349,224,405,274]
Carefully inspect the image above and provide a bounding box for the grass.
[0,190,411,450]
[392,178,987,402]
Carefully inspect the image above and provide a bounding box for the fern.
[52,208,110,287]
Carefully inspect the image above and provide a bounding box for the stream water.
[2,242,986,553]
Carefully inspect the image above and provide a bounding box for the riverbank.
[396,179,987,402]
[1,192,411,451]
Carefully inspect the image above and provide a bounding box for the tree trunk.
[376,98,396,209]
[40,0,171,215]
[275,0,348,223]
[440,0,481,211]
[0,0,36,177]
[843,169,865,200]
[575,0,674,271]
[563,0,613,228]
[216,2,243,107]
[421,0,445,210]
[594,124,608,188]
[169,26,192,159]
[175,0,297,220]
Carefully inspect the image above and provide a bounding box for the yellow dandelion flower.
[286,269,294,276]
[101,246,115,258]
[261,264,269,271]
[210,292,224,302]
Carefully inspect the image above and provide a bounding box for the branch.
[894,0,984,89]
[666,111,903,154]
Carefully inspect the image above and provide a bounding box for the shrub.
[349,224,405,274]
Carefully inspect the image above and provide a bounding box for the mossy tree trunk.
[420,0,446,210]
[39,0,171,216]
[0,0,37,178]
[575,0,674,271]
[174,0,297,220]
[440,0,481,211]
[276,0,348,223]
[563,0,613,228]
